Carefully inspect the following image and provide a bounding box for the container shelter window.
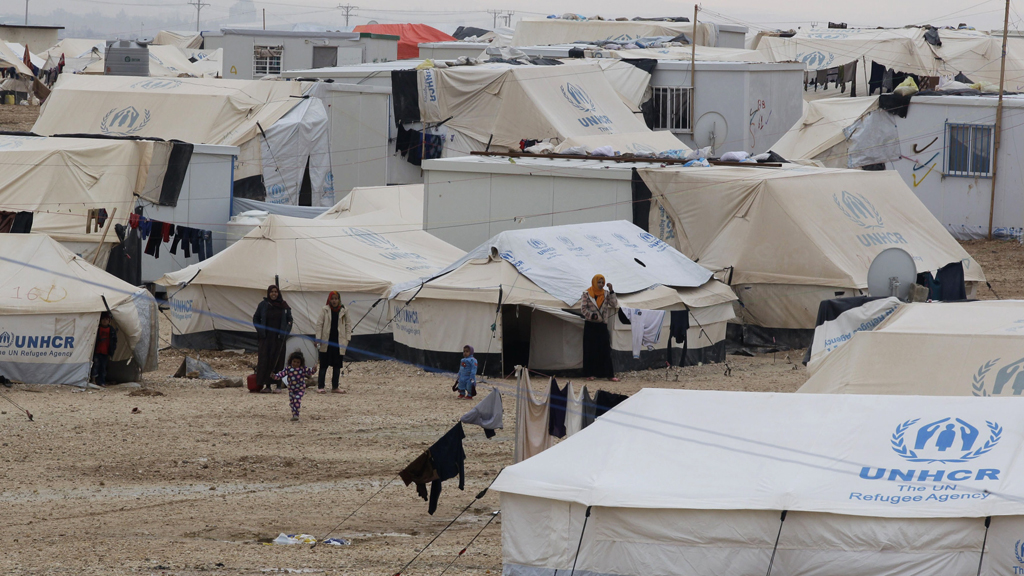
[650,86,692,133]
[253,45,283,77]
[945,123,993,177]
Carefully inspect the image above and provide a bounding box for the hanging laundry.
[139,217,152,240]
[399,450,439,503]
[459,388,503,438]
[581,386,597,430]
[426,423,466,515]
[548,378,568,439]
[565,382,586,437]
[594,390,628,419]
[169,226,193,258]
[144,220,167,258]
[667,310,689,367]
[513,367,553,463]
[161,222,174,243]
[620,307,665,359]
[128,213,139,229]
[203,230,213,261]
[96,208,109,228]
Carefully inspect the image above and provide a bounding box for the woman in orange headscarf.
[315,291,351,393]
[581,274,619,381]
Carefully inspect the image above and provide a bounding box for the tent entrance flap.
[502,305,533,377]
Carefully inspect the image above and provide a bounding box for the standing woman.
[254,285,293,393]
[581,274,619,382]
[316,291,351,394]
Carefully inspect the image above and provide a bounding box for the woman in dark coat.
[254,285,293,393]
[580,274,619,382]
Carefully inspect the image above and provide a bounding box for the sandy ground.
[0,101,1022,573]
[0,104,39,133]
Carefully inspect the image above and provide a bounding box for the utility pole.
[24,0,28,25]
[488,9,513,28]
[338,4,357,26]
[990,0,1011,239]
[188,0,210,32]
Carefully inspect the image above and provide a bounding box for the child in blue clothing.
[457,345,478,399]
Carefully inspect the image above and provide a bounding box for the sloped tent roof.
[638,165,985,289]
[391,220,717,306]
[0,235,158,371]
[0,134,173,248]
[32,75,305,147]
[38,38,104,73]
[800,301,1024,396]
[158,210,465,294]
[771,96,880,165]
[315,184,424,227]
[354,23,454,60]
[80,44,210,77]
[419,61,684,154]
[511,19,723,47]
[595,45,768,62]
[756,27,1024,87]
[0,41,35,77]
[5,43,44,69]
[493,388,1024,515]
[183,48,223,77]
[153,30,204,50]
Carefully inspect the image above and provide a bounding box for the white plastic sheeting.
[843,109,902,168]
[260,97,334,207]
[807,297,901,369]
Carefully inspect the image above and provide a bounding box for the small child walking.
[456,345,478,399]
[92,313,118,386]
[274,351,317,421]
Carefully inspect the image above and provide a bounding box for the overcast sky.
[5,0,1019,37]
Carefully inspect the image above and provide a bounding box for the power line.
[186,0,210,32]
[337,3,357,26]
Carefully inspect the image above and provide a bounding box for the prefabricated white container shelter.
[510,18,748,49]
[418,41,489,60]
[201,29,399,80]
[494,388,1024,576]
[388,220,737,374]
[800,300,1024,396]
[157,210,464,358]
[0,235,158,386]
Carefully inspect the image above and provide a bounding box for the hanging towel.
[513,367,553,463]
[460,388,503,438]
[548,378,568,438]
[565,382,585,437]
[621,307,665,358]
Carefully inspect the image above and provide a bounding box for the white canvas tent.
[0,134,179,265]
[39,38,104,74]
[494,387,1024,576]
[800,300,1024,397]
[770,96,902,169]
[315,184,424,226]
[32,75,333,207]
[80,44,212,78]
[511,19,730,48]
[157,210,464,356]
[152,30,204,50]
[418,61,684,155]
[639,164,985,330]
[0,235,158,385]
[389,221,736,374]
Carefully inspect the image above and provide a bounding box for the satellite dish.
[867,247,917,300]
[367,20,379,25]
[693,111,727,155]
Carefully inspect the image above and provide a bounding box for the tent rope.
[0,387,33,421]
[976,515,992,576]
[311,474,399,549]
[437,510,501,576]
[569,505,593,576]
[765,510,788,576]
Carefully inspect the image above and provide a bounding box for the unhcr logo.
[1015,540,1024,569]
[971,358,1024,396]
[344,227,398,250]
[561,83,597,113]
[100,106,151,136]
[834,191,884,229]
[130,79,181,90]
[797,51,836,69]
[891,417,1001,464]
[0,331,11,347]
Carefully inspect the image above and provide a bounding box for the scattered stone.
[208,378,244,389]
[129,388,165,397]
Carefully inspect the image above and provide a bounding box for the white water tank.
[225,210,269,246]
[104,39,149,76]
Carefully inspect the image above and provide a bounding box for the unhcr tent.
[0,235,158,385]
[0,134,186,265]
[80,45,210,78]
[419,61,683,155]
[152,30,204,50]
[315,184,424,226]
[800,301,1024,397]
[639,164,984,331]
[511,18,724,47]
[389,221,736,374]
[157,210,464,357]
[39,38,104,74]
[494,388,1024,576]
[769,96,902,169]
[32,75,333,206]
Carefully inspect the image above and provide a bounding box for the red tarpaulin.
[354,23,456,60]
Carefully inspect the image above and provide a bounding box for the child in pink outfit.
[274,351,317,421]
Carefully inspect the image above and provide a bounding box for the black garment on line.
[105,223,142,286]
[391,70,421,124]
[582,321,614,379]
[143,220,165,258]
[667,310,689,367]
[869,61,886,95]
[594,390,628,419]
[879,92,912,118]
[548,378,568,439]
[158,142,194,207]
[426,423,466,515]
[581,387,597,429]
